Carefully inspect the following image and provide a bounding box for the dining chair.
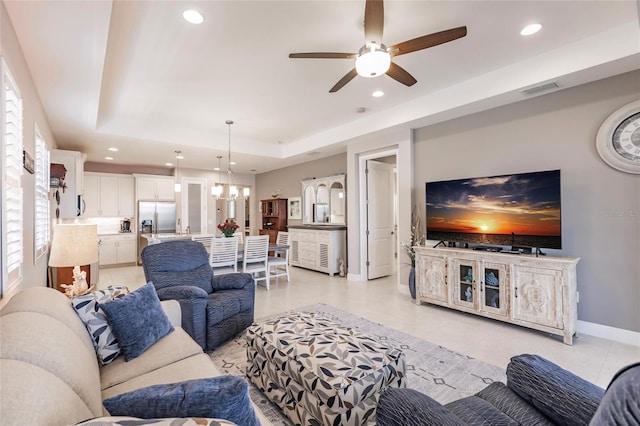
[209,236,239,275]
[268,231,290,282]
[242,235,270,290]
[192,234,214,251]
[234,232,244,244]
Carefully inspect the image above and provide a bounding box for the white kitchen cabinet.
[117,177,135,217]
[83,173,134,217]
[415,247,579,345]
[99,234,137,266]
[134,174,175,201]
[289,226,346,276]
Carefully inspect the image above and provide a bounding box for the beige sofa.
[0,287,269,425]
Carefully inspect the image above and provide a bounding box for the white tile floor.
[98,265,639,389]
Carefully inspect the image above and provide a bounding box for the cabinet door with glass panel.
[480,261,509,318]
[451,258,478,310]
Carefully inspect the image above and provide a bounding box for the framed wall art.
[288,197,301,220]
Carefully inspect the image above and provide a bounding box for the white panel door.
[366,160,395,280]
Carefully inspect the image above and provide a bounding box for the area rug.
[209,304,507,426]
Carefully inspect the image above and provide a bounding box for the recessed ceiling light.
[372,90,384,97]
[520,23,542,36]
[183,10,204,24]
[230,161,236,165]
[105,156,114,161]
[166,162,173,166]
[214,167,220,171]
[176,155,184,160]
[108,147,118,152]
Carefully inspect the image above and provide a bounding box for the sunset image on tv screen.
[426,170,561,249]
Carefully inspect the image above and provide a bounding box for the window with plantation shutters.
[34,125,50,261]
[2,59,23,295]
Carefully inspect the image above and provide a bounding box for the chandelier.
[224,120,249,200]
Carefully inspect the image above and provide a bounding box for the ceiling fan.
[289,0,467,93]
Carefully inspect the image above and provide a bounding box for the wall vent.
[521,82,559,96]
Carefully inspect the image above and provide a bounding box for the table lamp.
[49,223,99,298]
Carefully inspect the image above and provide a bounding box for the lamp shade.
[49,224,99,267]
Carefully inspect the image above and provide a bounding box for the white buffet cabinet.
[289,226,346,276]
[415,246,579,345]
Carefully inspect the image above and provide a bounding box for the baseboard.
[577,320,640,347]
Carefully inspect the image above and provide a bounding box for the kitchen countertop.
[288,225,347,230]
[140,233,195,242]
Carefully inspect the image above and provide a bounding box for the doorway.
[359,150,398,281]
[181,178,207,234]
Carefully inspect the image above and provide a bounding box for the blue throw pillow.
[103,376,260,426]
[101,282,174,361]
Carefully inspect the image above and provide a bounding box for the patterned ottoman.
[246,312,406,425]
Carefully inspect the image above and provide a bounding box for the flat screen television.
[425,170,561,249]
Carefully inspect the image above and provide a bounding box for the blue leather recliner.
[141,239,255,352]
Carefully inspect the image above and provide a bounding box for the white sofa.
[0,287,270,425]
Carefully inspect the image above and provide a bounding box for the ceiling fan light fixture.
[355,43,391,78]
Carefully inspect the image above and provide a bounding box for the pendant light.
[211,155,224,199]
[226,120,237,201]
[225,120,236,219]
[174,150,182,193]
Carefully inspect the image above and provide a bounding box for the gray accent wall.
[413,70,640,332]
[255,153,347,227]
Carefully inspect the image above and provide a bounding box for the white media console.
[415,246,579,345]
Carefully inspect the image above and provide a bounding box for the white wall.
[1,1,58,305]
[413,70,640,332]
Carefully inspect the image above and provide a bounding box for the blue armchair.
[377,354,640,426]
[141,239,255,352]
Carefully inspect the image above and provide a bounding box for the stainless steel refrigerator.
[137,201,177,264]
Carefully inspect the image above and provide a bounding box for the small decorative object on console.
[486,272,498,287]
[217,219,239,237]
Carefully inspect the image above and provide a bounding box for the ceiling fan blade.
[289,52,356,59]
[329,69,358,93]
[390,26,467,57]
[364,0,384,44]
[386,62,417,87]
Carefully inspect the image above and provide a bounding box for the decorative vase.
[223,232,234,238]
[409,266,416,299]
